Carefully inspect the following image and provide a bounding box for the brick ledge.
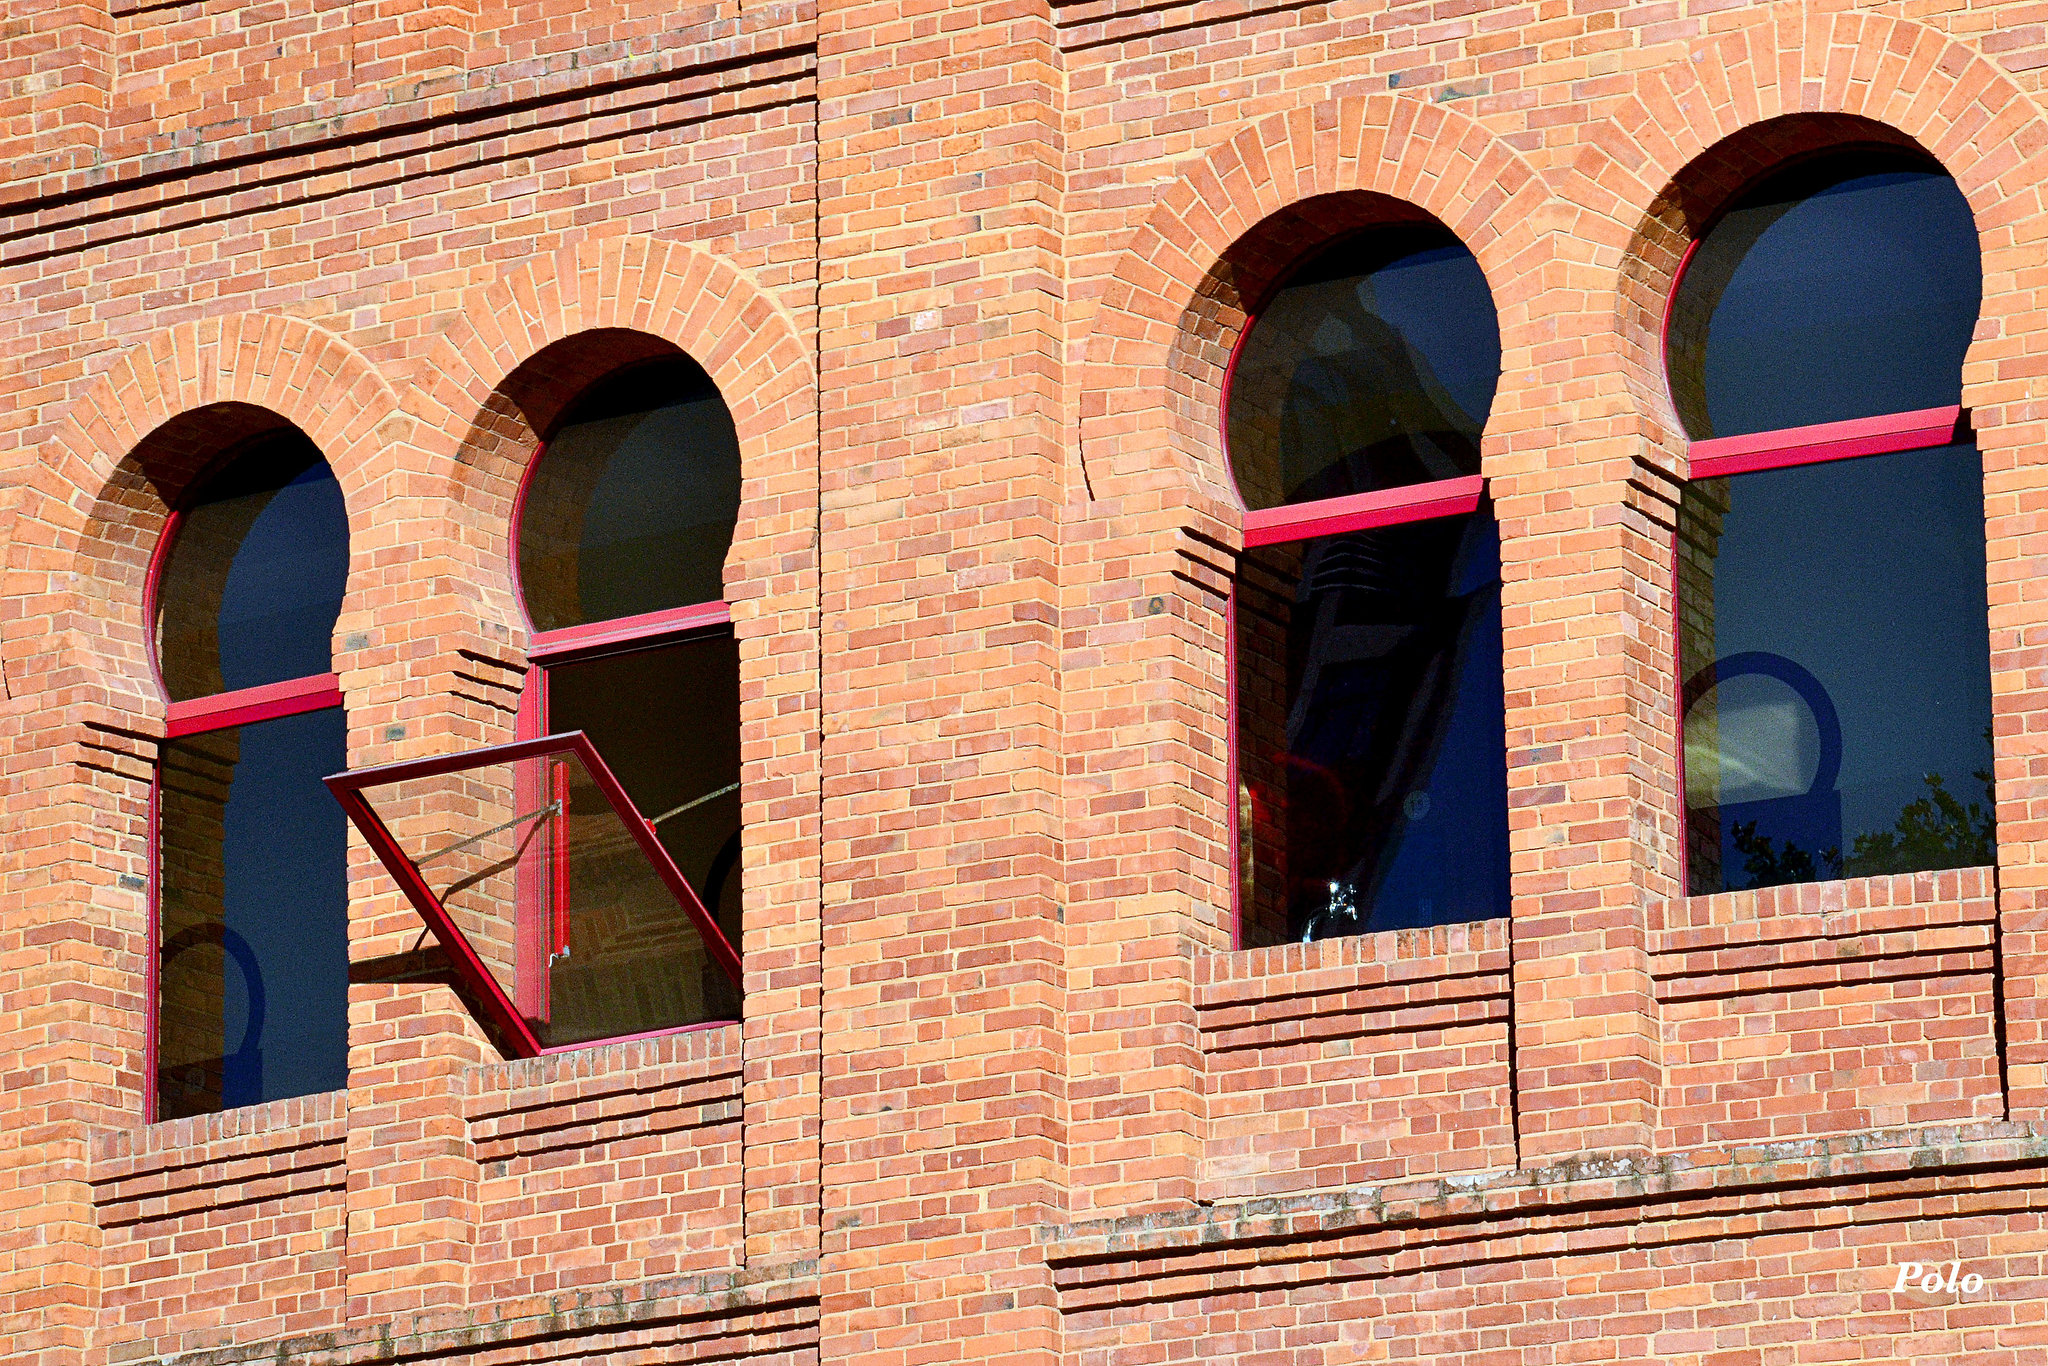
[112,1262,819,1366]
[1041,1120,2048,1264]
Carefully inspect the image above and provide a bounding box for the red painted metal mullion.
[527,599,734,664]
[165,672,344,737]
[548,756,571,962]
[144,773,161,1122]
[507,440,544,637]
[1242,474,1485,547]
[1687,405,1966,480]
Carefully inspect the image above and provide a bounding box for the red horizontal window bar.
[528,600,733,663]
[1242,473,1485,548]
[165,672,342,738]
[1688,405,1966,480]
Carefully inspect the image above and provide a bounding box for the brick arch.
[409,234,818,639]
[0,313,399,713]
[405,235,822,1247]
[1569,4,2048,1120]
[1572,3,2048,451]
[1076,93,1567,512]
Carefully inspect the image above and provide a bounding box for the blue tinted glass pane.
[157,707,349,1119]
[1227,225,1500,511]
[1669,152,1980,439]
[518,355,741,632]
[1679,444,1993,896]
[158,435,347,701]
[1235,511,1509,947]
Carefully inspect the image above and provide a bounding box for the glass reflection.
[1235,511,1510,947]
[1667,151,1980,440]
[1226,224,1500,511]
[156,434,347,701]
[517,354,742,632]
[157,708,349,1119]
[1679,444,1994,895]
[545,634,743,956]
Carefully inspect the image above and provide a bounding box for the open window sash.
[326,731,742,1057]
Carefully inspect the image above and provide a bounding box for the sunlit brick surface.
[7,3,2048,1364]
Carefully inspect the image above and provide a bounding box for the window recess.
[325,347,746,1053]
[1669,148,1994,897]
[1225,221,1511,949]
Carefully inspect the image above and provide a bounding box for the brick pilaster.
[0,711,154,1364]
[342,982,486,1320]
[0,0,110,180]
[1499,443,1676,1163]
[815,0,1069,1360]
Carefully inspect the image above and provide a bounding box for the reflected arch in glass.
[1225,221,1501,512]
[154,430,348,702]
[148,420,351,1121]
[1666,148,1981,440]
[514,352,743,633]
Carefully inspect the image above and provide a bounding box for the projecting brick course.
[7,1,2048,1364]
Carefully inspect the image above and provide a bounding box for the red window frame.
[498,431,743,1044]
[1662,170,1978,897]
[142,496,345,1122]
[1668,406,1974,897]
[1220,307,1490,948]
[323,730,742,1058]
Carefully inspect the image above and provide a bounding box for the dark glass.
[157,434,348,701]
[1235,511,1509,947]
[1679,444,1994,896]
[1668,152,1981,440]
[157,707,349,1119]
[1226,224,1500,511]
[542,632,743,1031]
[517,354,742,632]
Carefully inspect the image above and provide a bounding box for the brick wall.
[467,1027,744,1300]
[1656,867,2006,1150]
[1198,923,1514,1201]
[91,1095,346,1361]
[8,2,2048,1365]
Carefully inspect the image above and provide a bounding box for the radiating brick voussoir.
[0,314,399,709]
[1076,93,1565,514]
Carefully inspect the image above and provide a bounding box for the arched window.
[328,350,746,1056]
[507,351,744,1045]
[1669,147,1993,896]
[150,429,349,1120]
[1227,221,1509,949]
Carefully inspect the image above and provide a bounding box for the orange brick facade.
[6,2,2048,1363]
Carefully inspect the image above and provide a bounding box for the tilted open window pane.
[516,354,743,633]
[157,433,348,701]
[1234,510,1510,947]
[1679,443,1994,895]
[158,707,349,1120]
[329,733,741,1053]
[1226,223,1500,512]
[1666,151,1980,441]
